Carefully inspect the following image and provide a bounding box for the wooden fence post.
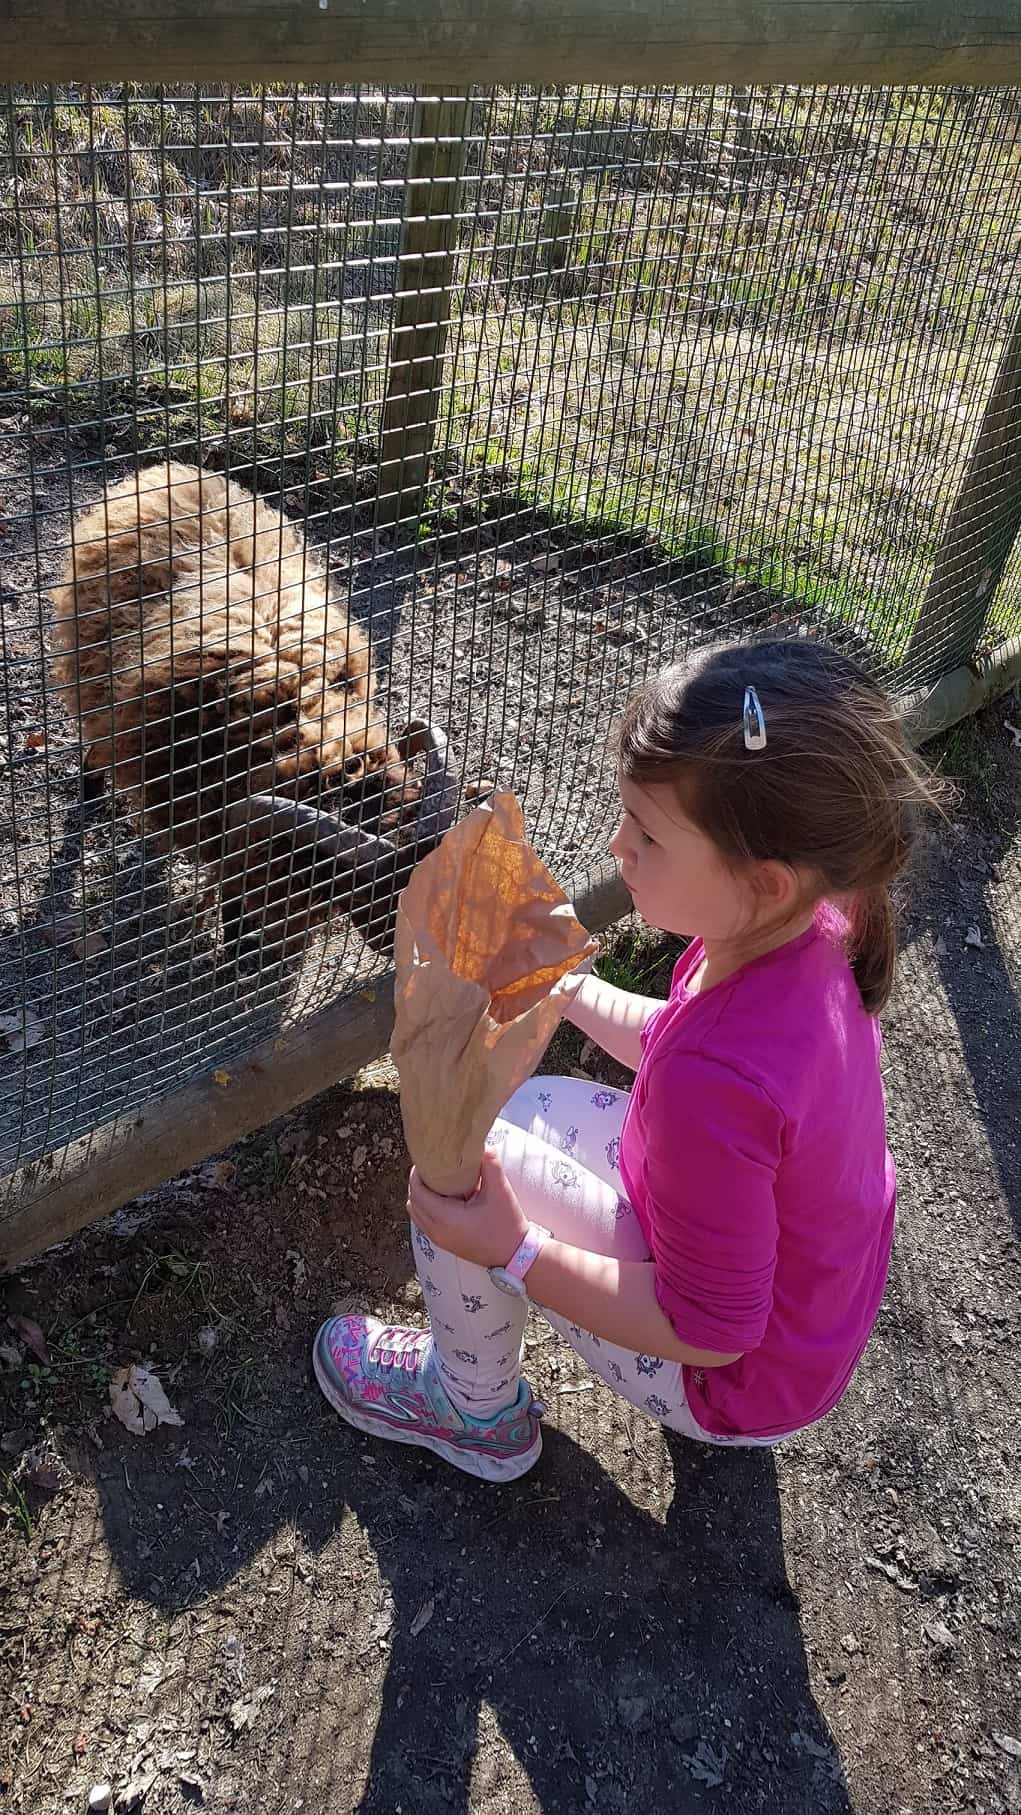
[375,91,471,537]
[904,306,1021,678]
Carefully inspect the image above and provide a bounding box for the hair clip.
[743,686,767,751]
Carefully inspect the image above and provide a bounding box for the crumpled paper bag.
[392,789,597,1196]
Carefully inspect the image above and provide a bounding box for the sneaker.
[313,1315,543,1484]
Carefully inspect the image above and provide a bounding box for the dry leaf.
[410,1598,435,1637]
[23,729,46,753]
[964,925,984,949]
[0,1006,43,1054]
[8,1314,49,1363]
[212,1069,230,1087]
[109,1365,184,1435]
[228,1683,275,1734]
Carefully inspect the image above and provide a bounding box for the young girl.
[313,638,936,1482]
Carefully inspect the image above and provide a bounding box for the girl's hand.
[407,1151,531,1270]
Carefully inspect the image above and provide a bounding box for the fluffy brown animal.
[50,462,456,955]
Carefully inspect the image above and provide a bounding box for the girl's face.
[610,775,757,943]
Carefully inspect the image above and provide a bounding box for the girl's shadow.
[88,1392,852,1815]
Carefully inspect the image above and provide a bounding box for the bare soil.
[2,706,1021,1815]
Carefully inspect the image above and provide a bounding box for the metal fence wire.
[3,83,1021,1209]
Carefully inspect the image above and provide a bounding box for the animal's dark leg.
[220,890,252,966]
[81,767,107,811]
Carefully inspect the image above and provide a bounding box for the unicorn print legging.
[411,1076,785,1449]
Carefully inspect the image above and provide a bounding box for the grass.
[932,709,1010,818]
[0,1470,34,1543]
[594,919,681,994]
[3,83,1021,664]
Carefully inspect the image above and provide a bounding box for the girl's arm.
[407,1156,741,1369]
[562,972,662,1072]
[527,1240,741,1366]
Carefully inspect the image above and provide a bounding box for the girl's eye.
[639,828,656,848]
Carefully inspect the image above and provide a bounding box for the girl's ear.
[752,857,804,915]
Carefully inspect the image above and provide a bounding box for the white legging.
[412,1075,784,1447]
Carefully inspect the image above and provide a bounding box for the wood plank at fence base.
[905,308,1021,680]
[3,2,1021,86]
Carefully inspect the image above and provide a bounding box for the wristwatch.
[488,1222,553,1298]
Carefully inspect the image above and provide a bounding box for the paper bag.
[392,789,597,1196]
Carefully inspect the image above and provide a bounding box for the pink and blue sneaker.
[313,1315,544,1484]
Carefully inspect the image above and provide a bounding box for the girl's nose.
[609,818,627,861]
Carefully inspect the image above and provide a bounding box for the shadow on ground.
[73,1372,850,1815]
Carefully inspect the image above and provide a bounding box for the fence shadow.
[897,754,1021,1245]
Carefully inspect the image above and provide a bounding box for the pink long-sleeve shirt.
[618,908,896,1440]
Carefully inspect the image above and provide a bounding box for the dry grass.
[3,83,1021,660]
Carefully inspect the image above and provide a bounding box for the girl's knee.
[496,1076,570,1135]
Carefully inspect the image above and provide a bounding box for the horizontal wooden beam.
[3,2,1021,87]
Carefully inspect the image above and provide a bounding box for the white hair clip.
[743,686,767,751]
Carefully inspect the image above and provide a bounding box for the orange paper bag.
[392,790,597,1196]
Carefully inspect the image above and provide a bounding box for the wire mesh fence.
[3,82,1021,1221]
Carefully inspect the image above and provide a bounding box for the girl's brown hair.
[618,638,940,1015]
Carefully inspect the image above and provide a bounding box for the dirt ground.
[2,702,1021,1815]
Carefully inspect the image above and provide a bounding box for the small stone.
[88,1786,113,1813]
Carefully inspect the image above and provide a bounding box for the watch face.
[490,1267,525,1298]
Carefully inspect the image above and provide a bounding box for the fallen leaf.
[992,1732,1021,1760]
[20,1443,62,1494]
[410,1598,435,1637]
[1004,721,1021,748]
[137,1652,164,1698]
[865,1552,916,1591]
[0,1344,22,1369]
[23,729,46,753]
[110,1365,184,1435]
[118,1770,157,1811]
[923,1618,957,1651]
[0,1006,43,1054]
[684,1739,728,1787]
[358,988,377,1004]
[212,1069,230,1088]
[964,925,984,949]
[72,1731,90,1759]
[228,1682,275,1734]
[8,1314,48,1364]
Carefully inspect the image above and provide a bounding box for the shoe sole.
[312,1331,542,1485]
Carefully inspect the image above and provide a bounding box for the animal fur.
[50,462,422,951]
